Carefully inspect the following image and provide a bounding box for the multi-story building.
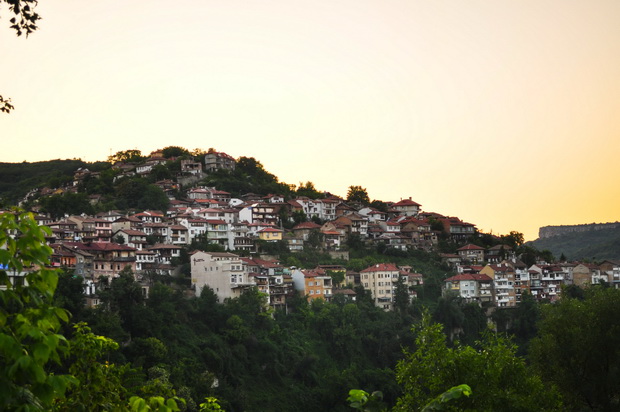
[204,151,236,172]
[443,273,494,304]
[457,244,485,264]
[360,263,400,310]
[190,251,253,300]
[481,263,516,307]
[291,269,333,301]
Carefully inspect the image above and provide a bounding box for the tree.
[392,276,410,313]
[161,146,190,158]
[529,286,620,411]
[501,231,525,250]
[1,0,42,113]
[347,185,370,205]
[0,210,76,409]
[296,181,322,199]
[1,94,14,113]
[394,313,563,411]
[108,150,144,164]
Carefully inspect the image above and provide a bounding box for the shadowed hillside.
[529,225,620,261]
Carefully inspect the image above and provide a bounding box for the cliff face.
[538,222,620,239]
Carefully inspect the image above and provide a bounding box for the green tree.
[108,150,144,164]
[0,210,77,410]
[161,146,190,158]
[501,231,525,250]
[529,286,620,411]
[347,186,370,205]
[296,181,323,199]
[395,313,562,411]
[392,276,410,314]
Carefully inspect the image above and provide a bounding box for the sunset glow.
[2,0,620,240]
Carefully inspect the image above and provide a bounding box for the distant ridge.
[530,223,620,261]
[539,222,620,239]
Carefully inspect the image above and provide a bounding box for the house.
[167,224,189,245]
[180,159,203,175]
[457,244,485,264]
[390,198,421,217]
[147,244,182,265]
[114,229,148,250]
[263,194,285,204]
[238,203,280,225]
[599,260,620,288]
[486,244,515,263]
[480,263,517,307]
[204,151,236,172]
[291,222,322,240]
[257,227,283,242]
[358,207,387,223]
[443,273,494,304]
[332,288,357,302]
[333,213,368,238]
[62,241,137,279]
[190,251,254,300]
[504,259,530,303]
[360,263,401,310]
[284,232,304,252]
[440,217,476,241]
[291,268,333,301]
[440,253,462,267]
[135,250,157,272]
[529,265,565,302]
[573,263,604,287]
[320,221,347,250]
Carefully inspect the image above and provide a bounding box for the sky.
[2,0,620,241]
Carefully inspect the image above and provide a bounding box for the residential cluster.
[442,244,620,307]
[5,149,618,312]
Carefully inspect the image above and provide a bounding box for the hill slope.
[528,225,620,261]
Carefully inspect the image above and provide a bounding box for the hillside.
[0,159,108,205]
[529,225,620,261]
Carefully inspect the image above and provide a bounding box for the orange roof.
[360,263,400,272]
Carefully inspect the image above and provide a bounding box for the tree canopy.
[529,286,620,411]
[347,185,370,205]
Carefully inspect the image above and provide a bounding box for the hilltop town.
[3,147,618,313]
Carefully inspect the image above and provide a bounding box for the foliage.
[0,159,92,205]
[199,397,225,411]
[202,156,293,197]
[296,181,323,199]
[529,286,620,411]
[347,389,386,412]
[421,384,472,412]
[0,211,77,410]
[528,226,620,261]
[55,322,127,411]
[161,146,190,159]
[394,313,562,412]
[347,186,370,205]
[114,177,170,212]
[3,0,41,37]
[39,192,95,219]
[1,94,14,113]
[500,231,524,249]
[108,150,145,164]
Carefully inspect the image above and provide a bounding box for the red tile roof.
[445,273,492,282]
[360,263,400,272]
[457,244,485,251]
[392,198,421,207]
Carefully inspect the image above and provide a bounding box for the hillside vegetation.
[529,225,620,261]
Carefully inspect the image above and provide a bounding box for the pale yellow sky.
[2,0,620,240]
